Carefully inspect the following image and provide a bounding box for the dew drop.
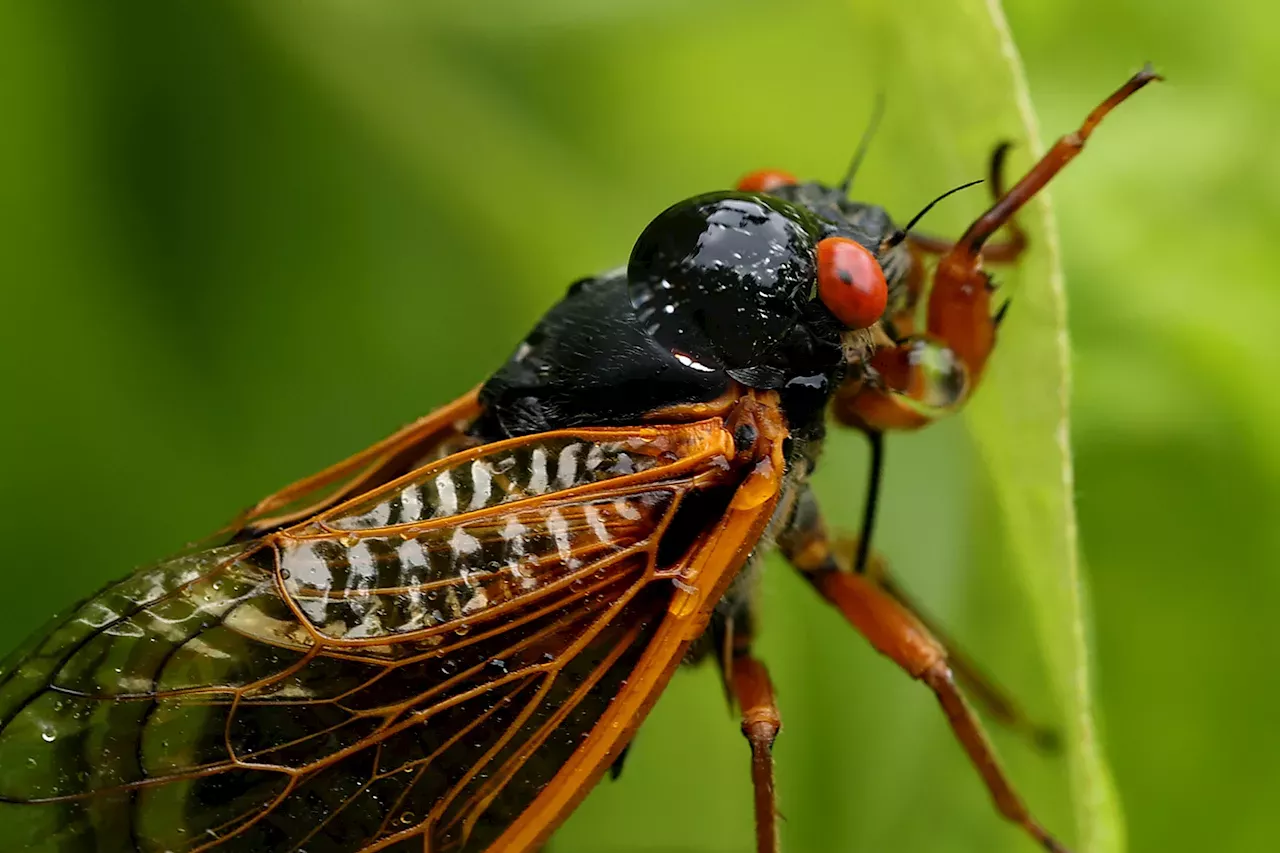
[40,729,56,743]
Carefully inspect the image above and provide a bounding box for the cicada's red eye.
[816,236,888,329]
[735,169,798,193]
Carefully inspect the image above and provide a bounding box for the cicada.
[0,67,1157,853]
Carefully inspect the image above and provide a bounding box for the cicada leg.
[711,599,782,853]
[879,142,1028,346]
[729,651,782,853]
[778,488,1067,851]
[781,489,1054,748]
[842,538,1059,752]
[837,65,1161,433]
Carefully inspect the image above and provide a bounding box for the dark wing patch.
[0,420,738,852]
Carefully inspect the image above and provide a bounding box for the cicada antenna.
[837,91,886,195]
[881,179,984,250]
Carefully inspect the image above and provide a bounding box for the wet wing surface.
[0,422,737,852]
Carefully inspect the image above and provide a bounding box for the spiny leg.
[834,419,1050,742]
[778,488,1068,851]
[811,573,1064,850]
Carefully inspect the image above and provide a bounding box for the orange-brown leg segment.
[878,144,1025,346]
[729,651,782,853]
[906,141,1029,264]
[778,489,1067,851]
[852,544,1060,752]
[782,489,1057,750]
[839,65,1160,434]
[811,569,1066,852]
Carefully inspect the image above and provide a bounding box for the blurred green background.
[0,1,1274,852]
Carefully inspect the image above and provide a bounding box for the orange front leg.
[885,141,1029,344]
[907,142,1030,264]
[840,65,1160,433]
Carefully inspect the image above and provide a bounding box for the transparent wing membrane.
[0,419,742,852]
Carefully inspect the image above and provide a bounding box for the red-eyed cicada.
[0,66,1158,853]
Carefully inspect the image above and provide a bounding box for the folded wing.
[0,418,745,853]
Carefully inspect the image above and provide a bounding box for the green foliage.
[0,1,1271,853]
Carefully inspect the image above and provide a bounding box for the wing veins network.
[221,576,635,770]
[449,620,650,847]
[437,483,692,850]
[0,546,256,729]
[0,416,741,853]
[269,483,683,652]
[202,510,672,852]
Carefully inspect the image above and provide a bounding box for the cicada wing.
[228,387,484,539]
[0,413,783,853]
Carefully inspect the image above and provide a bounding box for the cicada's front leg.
[877,141,1028,344]
[904,142,1029,265]
[837,65,1161,433]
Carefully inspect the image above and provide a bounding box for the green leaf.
[963,6,1128,853]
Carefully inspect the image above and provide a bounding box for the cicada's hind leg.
[836,65,1161,433]
[780,489,1054,749]
[777,488,1068,852]
[714,601,782,853]
[838,536,1060,752]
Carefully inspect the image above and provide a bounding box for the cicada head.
[626,182,910,417]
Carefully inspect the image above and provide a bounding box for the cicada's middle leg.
[711,596,783,853]
[836,65,1161,433]
[729,651,782,853]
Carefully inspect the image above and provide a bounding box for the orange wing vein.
[0,401,786,853]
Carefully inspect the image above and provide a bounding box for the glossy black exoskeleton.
[475,184,909,443]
